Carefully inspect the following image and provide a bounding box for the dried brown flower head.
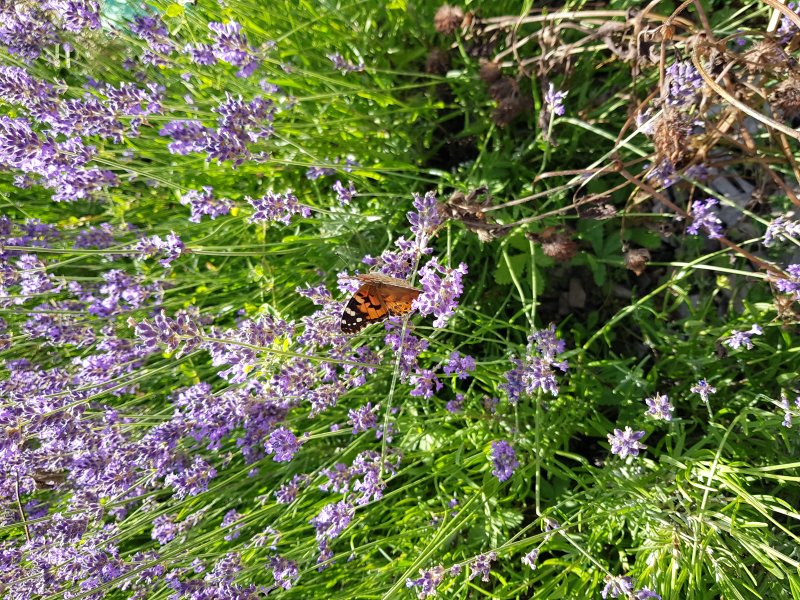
[624,248,650,276]
[479,60,502,84]
[653,109,692,167]
[744,40,795,73]
[442,188,508,242]
[426,48,451,75]
[492,96,530,127]
[488,76,518,101]
[434,4,464,35]
[769,76,800,120]
[578,202,618,219]
[526,229,578,262]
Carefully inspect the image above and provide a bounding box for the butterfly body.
[340,273,421,334]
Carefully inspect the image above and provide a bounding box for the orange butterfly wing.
[380,284,420,317]
[340,274,421,334]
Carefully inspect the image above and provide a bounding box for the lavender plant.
[0,1,799,599]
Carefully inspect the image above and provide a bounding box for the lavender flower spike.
[686,198,723,239]
[544,82,567,116]
[608,427,647,458]
[490,440,519,481]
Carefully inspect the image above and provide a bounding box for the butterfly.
[340,273,422,334]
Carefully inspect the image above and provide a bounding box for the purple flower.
[296,283,333,305]
[306,164,336,180]
[179,186,233,223]
[690,379,717,403]
[152,514,177,545]
[443,351,476,379]
[406,565,445,598]
[159,94,274,165]
[608,427,647,458]
[0,116,53,171]
[184,43,217,65]
[16,254,55,298]
[775,264,800,300]
[133,232,185,267]
[221,509,243,541]
[522,548,539,569]
[248,190,310,225]
[500,324,569,402]
[602,575,635,599]
[350,449,400,505]
[249,526,280,550]
[129,309,203,356]
[764,216,800,246]
[644,392,674,421]
[320,463,352,494]
[208,21,260,78]
[348,402,378,434]
[778,3,800,42]
[159,120,211,154]
[165,456,216,499]
[634,589,662,600]
[468,552,496,582]
[130,14,176,65]
[0,66,60,118]
[483,395,499,414]
[214,93,274,140]
[724,324,763,350]
[446,393,464,413]
[333,180,357,205]
[74,223,117,249]
[158,232,184,266]
[414,259,467,328]
[490,440,519,482]
[666,61,703,107]
[275,474,308,504]
[646,159,679,189]
[408,191,444,246]
[779,392,800,428]
[684,163,714,182]
[686,198,723,239]
[310,500,354,542]
[265,427,302,462]
[269,555,299,590]
[410,369,443,399]
[0,5,58,60]
[260,79,280,93]
[328,52,365,73]
[544,82,567,116]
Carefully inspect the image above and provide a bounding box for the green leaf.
[164,3,184,17]
[625,227,662,249]
[584,254,606,286]
[494,253,527,285]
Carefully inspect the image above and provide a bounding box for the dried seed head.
[479,60,502,84]
[744,40,794,73]
[769,76,800,119]
[624,248,650,276]
[653,109,692,167]
[488,76,518,101]
[426,48,450,75]
[491,95,529,127]
[542,236,578,261]
[579,202,617,219]
[434,4,465,35]
[527,230,578,261]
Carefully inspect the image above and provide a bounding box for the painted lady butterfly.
[340,273,421,334]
